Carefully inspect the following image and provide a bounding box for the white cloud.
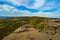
[29,0,45,9]
[0,0,60,18]
[6,0,20,6]
[0,0,59,11]
[0,9,60,18]
[39,0,59,11]
[5,0,46,9]
[0,4,20,11]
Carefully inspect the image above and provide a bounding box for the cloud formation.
[0,0,60,18]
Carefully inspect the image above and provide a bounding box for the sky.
[0,0,60,18]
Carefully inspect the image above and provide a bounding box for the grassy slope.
[0,17,60,40]
[0,17,45,40]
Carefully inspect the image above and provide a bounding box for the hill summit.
[3,22,60,40]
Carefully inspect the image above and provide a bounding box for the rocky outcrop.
[3,20,60,40]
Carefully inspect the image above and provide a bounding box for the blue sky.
[0,0,60,18]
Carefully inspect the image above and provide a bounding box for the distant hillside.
[3,19,60,40]
[0,17,60,40]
